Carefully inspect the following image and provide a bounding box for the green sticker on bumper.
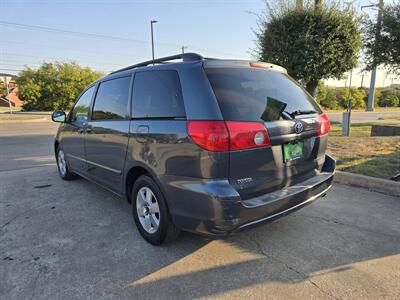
[284,141,303,162]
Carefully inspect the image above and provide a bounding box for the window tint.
[92,76,131,120]
[132,70,185,118]
[205,68,322,122]
[70,86,95,124]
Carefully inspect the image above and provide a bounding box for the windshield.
[205,67,322,122]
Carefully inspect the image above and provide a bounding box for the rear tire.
[132,175,180,245]
[56,146,77,180]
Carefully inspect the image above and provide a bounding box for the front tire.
[132,175,180,245]
[56,147,76,180]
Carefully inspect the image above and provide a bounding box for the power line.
[0,61,115,73]
[0,21,243,57]
[1,53,125,67]
[0,68,23,72]
[0,21,178,47]
[4,40,141,57]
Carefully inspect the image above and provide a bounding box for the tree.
[17,62,103,111]
[255,1,362,97]
[364,2,400,73]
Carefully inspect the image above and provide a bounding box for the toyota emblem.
[294,122,303,134]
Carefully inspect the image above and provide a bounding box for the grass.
[327,122,400,179]
[0,106,22,112]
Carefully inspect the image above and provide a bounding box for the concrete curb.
[334,171,400,197]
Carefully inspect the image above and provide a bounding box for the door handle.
[137,125,149,134]
[136,125,149,142]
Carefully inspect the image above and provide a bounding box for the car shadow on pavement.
[1,166,400,299]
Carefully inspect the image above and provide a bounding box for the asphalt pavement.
[1,120,399,299]
[0,121,58,172]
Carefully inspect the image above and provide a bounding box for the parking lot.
[1,121,399,299]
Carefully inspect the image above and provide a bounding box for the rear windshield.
[205,67,322,122]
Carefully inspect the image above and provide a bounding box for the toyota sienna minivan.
[52,53,335,244]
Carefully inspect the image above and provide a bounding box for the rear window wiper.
[289,110,318,117]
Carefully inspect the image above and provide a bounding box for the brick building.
[0,73,25,108]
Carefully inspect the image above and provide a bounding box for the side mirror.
[52,111,66,123]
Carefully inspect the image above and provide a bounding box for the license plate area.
[283,140,304,162]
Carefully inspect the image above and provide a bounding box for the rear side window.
[132,70,185,118]
[92,76,131,120]
[205,68,322,122]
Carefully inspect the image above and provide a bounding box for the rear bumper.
[161,154,336,236]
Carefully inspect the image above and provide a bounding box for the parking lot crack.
[249,234,340,300]
[0,203,51,232]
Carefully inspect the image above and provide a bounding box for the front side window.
[70,85,95,124]
[92,76,131,120]
[132,70,185,118]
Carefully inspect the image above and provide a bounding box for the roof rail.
[111,52,203,74]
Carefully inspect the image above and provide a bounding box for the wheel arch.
[125,164,155,204]
[54,139,60,154]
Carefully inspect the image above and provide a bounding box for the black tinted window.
[205,68,322,122]
[132,71,185,118]
[92,76,131,120]
[71,86,95,124]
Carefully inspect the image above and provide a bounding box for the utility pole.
[365,0,384,111]
[360,72,366,88]
[181,46,187,54]
[150,20,158,63]
[3,76,12,115]
[382,72,388,87]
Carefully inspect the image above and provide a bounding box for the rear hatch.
[204,64,329,200]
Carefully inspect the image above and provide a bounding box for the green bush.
[317,85,399,109]
[378,94,399,107]
[318,87,341,109]
[338,88,366,109]
[317,86,366,109]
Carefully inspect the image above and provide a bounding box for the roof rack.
[111,52,203,74]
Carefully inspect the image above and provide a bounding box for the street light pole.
[360,73,365,88]
[150,20,158,63]
[364,0,384,111]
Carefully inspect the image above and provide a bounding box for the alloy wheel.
[57,150,67,176]
[136,186,160,234]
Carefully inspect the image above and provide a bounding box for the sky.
[1,0,398,87]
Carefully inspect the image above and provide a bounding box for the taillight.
[318,113,330,136]
[226,121,270,150]
[187,121,270,152]
[187,121,229,152]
